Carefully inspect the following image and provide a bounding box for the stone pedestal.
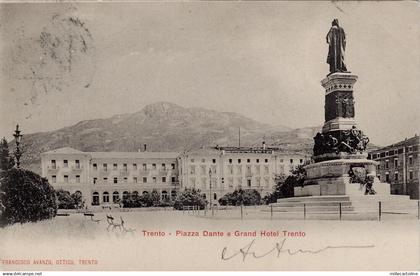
[296,158,390,197]
[297,72,390,197]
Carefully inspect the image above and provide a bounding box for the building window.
[409,156,413,166]
[256,159,259,163]
[171,163,175,169]
[394,159,398,168]
[265,159,268,163]
[76,175,80,183]
[52,175,56,183]
[385,160,389,169]
[247,179,251,187]
[133,163,137,170]
[300,159,303,164]
[408,146,413,152]
[112,191,119,203]
[113,163,118,170]
[212,159,216,164]
[133,177,138,184]
[229,159,232,164]
[63,160,68,167]
[162,177,166,183]
[290,159,294,164]
[103,192,109,203]
[385,173,390,183]
[394,172,399,181]
[75,160,80,169]
[103,163,108,171]
[247,159,250,163]
[152,164,156,170]
[123,163,127,171]
[123,177,128,183]
[51,160,56,169]
[171,177,176,183]
[113,177,118,184]
[103,177,108,183]
[92,192,99,206]
[142,164,147,170]
[153,177,157,183]
[213,193,217,200]
[93,177,97,184]
[409,170,413,180]
[377,165,380,170]
[93,163,97,170]
[64,175,69,183]
[238,159,241,164]
[143,177,147,183]
[162,164,166,170]
[123,191,129,200]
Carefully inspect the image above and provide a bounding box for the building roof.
[41,147,180,159]
[369,135,419,153]
[42,147,86,154]
[89,151,180,159]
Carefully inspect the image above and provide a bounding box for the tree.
[262,173,287,204]
[56,190,84,209]
[218,189,261,206]
[173,188,206,210]
[71,191,84,209]
[56,189,74,209]
[0,138,14,171]
[263,165,306,204]
[0,168,57,225]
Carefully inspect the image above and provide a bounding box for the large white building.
[41,148,180,207]
[41,146,309,207]
[178,146,309,203]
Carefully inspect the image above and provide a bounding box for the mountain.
[17,102,306,173]
[14,102,380,174]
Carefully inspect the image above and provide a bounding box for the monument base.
[296,158,390,197]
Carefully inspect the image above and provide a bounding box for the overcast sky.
[1,1,419,146]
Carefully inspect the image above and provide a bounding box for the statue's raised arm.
[326,19,348,74]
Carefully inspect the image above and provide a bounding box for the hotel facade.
[41,146,309,207]
[368,135,419,199]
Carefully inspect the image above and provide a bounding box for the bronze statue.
[326,19,347,73]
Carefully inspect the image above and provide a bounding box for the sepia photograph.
[0,0,419,273]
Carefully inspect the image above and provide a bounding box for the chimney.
[144,144,147,152]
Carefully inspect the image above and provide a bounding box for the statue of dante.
[326,19,347,73]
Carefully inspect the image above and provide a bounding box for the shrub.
[56,190,84,209]
[0,168,57,225]
[173,188,206,210]
[218,189,261,206]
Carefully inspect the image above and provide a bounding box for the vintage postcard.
[0,0,419,273]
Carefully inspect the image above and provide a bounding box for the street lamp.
[13,124,23,169]
[208,168,212,212]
